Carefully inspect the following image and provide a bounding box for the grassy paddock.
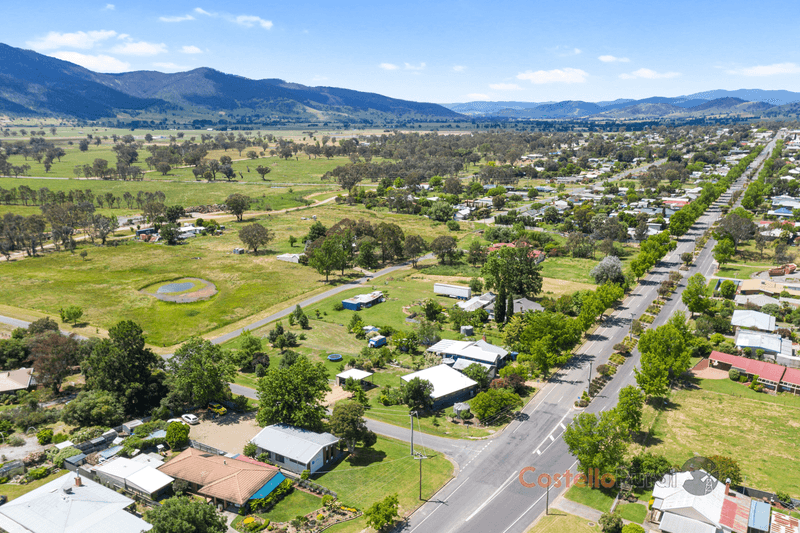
[635,377,800,494]
[318,435,452,533]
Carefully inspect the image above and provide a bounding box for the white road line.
[500,490,548,533]
[465,471,517,522]
[559,422,566,430]
[408,477,470,533]
[536,450,541,455]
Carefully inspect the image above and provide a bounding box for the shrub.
[36,428,53,445]
[301,469,310,480]
[600,511,623,533]
[52,433,68,444]
[165,421,190,450]
[446,220,460,231]
[25,466,50,481]
[776,490,792,503]
[596,364,611,377]
[0,419,14,436]
[50,446,82,468]
[317,514,325,521]
[233,395,250,412]
[255,364,267,378]
[622,525,645,533]
[333,302,344,311]
[728,368,740,381]
[244,442,257,457]
[8,435,25,447]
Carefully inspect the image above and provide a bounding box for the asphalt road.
[397,139,776,533]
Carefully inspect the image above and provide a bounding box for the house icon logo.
[681,457,718,496]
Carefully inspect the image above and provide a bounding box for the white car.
[181,414,199,425]
[167,418,187,426]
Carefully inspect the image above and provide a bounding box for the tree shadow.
[344,447,388,467]
[71,322,90,329]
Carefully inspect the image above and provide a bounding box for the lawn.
[715,265,769,279]
[317,435,453,533]
[526,512,600,533]
[635,377,800,494]
[616,503,647,523]
[540,257,602,284]
[255,489,322,523]
[564,485,616,513]
[1,470,69,501]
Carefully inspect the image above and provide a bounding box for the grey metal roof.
[735,294,780,307]
[659,512,717,533]
[0,475,151,533]
[731,310,776,332]
[250,424,339,465]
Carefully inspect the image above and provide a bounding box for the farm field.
[0,176,334,218]
[635,377,800,494]
[0,203,468,347]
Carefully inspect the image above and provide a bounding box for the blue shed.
[369,336,387,348]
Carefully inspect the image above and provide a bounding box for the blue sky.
[4,0,800,104]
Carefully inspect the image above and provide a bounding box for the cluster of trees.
[669,149,763,238]
[301,218,430,281]
[741,141,785,211]
[481,245,544,324]
[0,185,167,210]
[503,283,625,377]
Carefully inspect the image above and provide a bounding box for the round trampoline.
[327,353,343,362]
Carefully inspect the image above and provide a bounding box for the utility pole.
[409,411,416,456]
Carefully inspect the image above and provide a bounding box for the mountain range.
[0,42,798,123]
[0,43,459,121]
[443,89,800,119]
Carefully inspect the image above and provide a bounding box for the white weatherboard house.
[426,339,510,371]
[730,310,776,332]
[401,364,478,409]
[250,424,339,474]
[0,474,152,533]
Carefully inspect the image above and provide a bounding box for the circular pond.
[141,278,217,303]
[157,282,195,294]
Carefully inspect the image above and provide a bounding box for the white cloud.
[727,62,800,76]
[193,8,272,29]
[234,15,272,29]
[573,48,582,55]
[379,63,399,71]
[404,62,426,71]
[312,75,328,82]
[51,51,130,72]
[517,67,588,84]
[181,45,203,54]
[27,30,117,50]
[452,65,466,72]
[619,68,680,79]
[154,62,190,71]
[104,4,115,10]
[489,83,522,90]
[599,55,630,63]
[160,14,195,22]
[467,93,490,101]
[117,33,129,40]
[111,41,167,56]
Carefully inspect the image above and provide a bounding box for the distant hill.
[441,90,798,120]
[0,42,460,121]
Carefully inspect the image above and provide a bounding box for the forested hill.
[0,43,461,121]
